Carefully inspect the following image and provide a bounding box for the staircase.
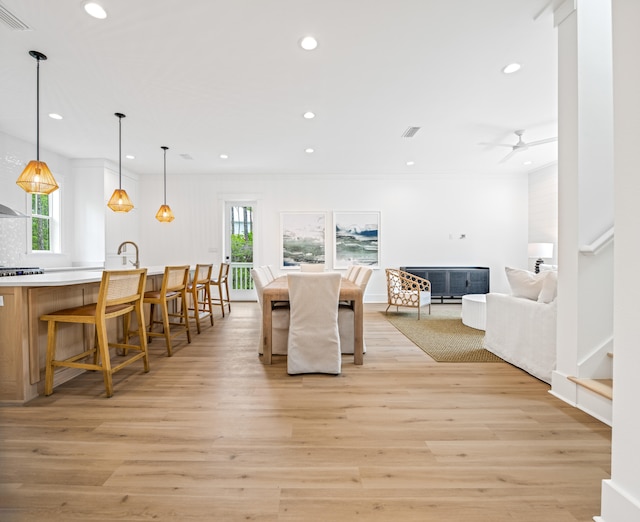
[567,352,613,426]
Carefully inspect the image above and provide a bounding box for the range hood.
[0,204,28,218]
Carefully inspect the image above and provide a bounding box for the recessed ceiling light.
[406,161,415,166]
[523,160,533,166]
[220,154,229,159]
[303,111,315,119]
[300,36,318,51]
[125,155,135,160]
[48,113,62,120]
[305,148,314,154]
[502,63,521,74]
[84,2,107,19]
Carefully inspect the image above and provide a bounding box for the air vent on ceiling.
[402,126,421,138]
[179,153,193,160]
[0,3,31,30]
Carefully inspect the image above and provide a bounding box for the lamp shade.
[155,204,175,222]
[528,242,553,259]
[107,189,134,212]
[16,160,59,194]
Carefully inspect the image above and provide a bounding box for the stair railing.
[579,226,614,256]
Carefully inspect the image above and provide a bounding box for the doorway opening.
[225,203,255,300]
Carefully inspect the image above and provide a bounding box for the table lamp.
[528,243,554,273]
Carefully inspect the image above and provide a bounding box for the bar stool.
[40,268,149,398]
[210,262,231,317]
[187,263,214,334]
[144,265,191,356]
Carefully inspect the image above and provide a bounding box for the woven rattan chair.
[187,264,214,334]
[144,265,192,356]
[210,262,231,317]
[40,268,149,398]
[385,268,431,319]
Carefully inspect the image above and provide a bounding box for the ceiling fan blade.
[499,149,518,163]
[478,142,513,148]
[527,136,558,147]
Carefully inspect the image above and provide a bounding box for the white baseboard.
[598,479,640,522]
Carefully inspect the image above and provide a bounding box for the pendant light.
[107,112,134,212]
[16,51,59,195]
[155,146,175,222]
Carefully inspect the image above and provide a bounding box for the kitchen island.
[0,267,167,404]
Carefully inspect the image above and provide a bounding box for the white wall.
[136,171,529,302]
[2,131,531,302]
[528,163,558,268]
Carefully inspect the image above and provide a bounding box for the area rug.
[383,308,503,362]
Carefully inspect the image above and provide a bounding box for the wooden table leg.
[262,295,273,364]
[353,296,363,365]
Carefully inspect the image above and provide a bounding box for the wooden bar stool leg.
[205,285,214,326]
[134,302,150,373]
[44,320,57,396]
[96,321,114,398]
[147,303,155,343]
[180,292,192,343]
[160,300,173,356]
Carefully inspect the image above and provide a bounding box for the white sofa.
[482,267,557,384]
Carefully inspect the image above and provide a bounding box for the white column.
[599,1,640,520]
[551,0,615,415]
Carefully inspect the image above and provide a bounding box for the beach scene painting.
[334,212,380,268]
[281,212,326,268]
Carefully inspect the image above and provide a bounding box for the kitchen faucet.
[117,241,140,269]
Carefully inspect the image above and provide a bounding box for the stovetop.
[0,267,44,277]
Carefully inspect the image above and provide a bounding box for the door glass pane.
[230,205,253,290]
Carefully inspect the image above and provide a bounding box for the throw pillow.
[505,266,546,300]
[537,270,558,303]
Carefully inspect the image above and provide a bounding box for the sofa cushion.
[537,270,558,303]
[505,267,546,300]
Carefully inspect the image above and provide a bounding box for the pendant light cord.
[118,116,122,189]
[161,146,169,205]
[115,113,126,190]
[36,56,40,162]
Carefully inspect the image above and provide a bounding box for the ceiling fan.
[481,129,558,163]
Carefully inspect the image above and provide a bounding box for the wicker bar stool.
[40,268,149,398]
[144,265,191,356]
[210,262,231,317]
[187,264,214,334]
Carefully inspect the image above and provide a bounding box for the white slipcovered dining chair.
[287,272,342,375]
[299,263,325,272]
[339,266,372,354]
[251,267,289,355]
[346,265,361,282]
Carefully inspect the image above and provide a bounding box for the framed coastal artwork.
[333,211,380,269]
[280,212,327,268]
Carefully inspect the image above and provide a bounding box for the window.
[31,193,51,251]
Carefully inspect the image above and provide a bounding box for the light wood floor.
[0,302,611,522]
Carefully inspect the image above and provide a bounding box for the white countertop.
[0,266,167,287]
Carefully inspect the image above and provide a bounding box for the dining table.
[261,276,364,365]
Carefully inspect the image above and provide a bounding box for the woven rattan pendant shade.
[107,112,133,213]
[16,51,59,195]
[155,146,174,222]
[16,160,59,195]
[155,204,174,222]
[107,189,134,212]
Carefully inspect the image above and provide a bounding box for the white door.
[224,202,255,301]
